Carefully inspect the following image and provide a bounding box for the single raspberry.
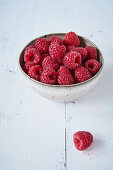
[74,66,92,83]
[63,32,80,47]
[49,36,62,45]
[28,65,43,81]
[24,48,41,64]
[58,73,74,85]
[35,38,49,53]
[40,67,56,85]
[42,56,59,71]
[73,131,93,151]
[49,43,66,60]
[84,59,101,75]
[57,66,71,76]
[67,46,87,61]
[85,46,97,60]
[63,51,81,69]
[24,63,34,72]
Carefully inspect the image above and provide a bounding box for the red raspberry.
[35,38,49,53]
[63,51,81,69]
[49,36,62,45]
[57,66,71,76]
[74,66,92,83]
[58,73,74,85]
[49,43,66,60]
[28,65,43,81]
[67,46,88,61]
[40,67,56,85]
[63,32,80,47]
[85,46,97,60]
[24,63,34,72]
[73,131,93,151]
[42,56,59,71]
[84,59,101,75]
[24,48,41,64]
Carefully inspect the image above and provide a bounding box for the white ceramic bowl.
[19,33,104,102]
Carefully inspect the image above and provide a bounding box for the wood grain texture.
[0,0,113,170]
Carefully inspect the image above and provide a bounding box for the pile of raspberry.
[24,32,101,85]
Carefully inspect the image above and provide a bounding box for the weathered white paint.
[0,0,113,170]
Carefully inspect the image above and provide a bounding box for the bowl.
[19,33,104,102]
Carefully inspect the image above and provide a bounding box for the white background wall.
[0,0,113,170]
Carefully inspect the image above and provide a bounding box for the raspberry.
[28,65,43,81]
[40,67,56,84]
[73,131,93,151]
[58,73,74,85]
[49,36,62,45]
[63,32,80,47]
[57,66,71,76]
[74,66,92,83]
[49,43,66,60]
[35,38,49,53]
[85,46,97,60]
[42,56,59,71]
[24,48,41,64]
[84,59,101,75]
[63,51,81,69]
[67,46,88,61]
[24,63,34,72]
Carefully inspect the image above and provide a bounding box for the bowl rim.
[19,33,104,87]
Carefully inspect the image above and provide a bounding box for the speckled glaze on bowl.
[19,33,104,102]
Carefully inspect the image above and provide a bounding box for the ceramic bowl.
[19,33,104,102]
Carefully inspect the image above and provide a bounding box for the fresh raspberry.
[24,48,41,64]
[42,56,59,71]
[40,67,56,85]
[49,43,66,60]
[85,46,97,60]
[58,73,74,85]
[67,46,88,61]
[73,131,93,151]
[63,51,81,69]
[84,59,101,75]
[35,38,49,53]
[24,63,34,72]
[28,65,43,81]
[74,66,92,83]
[49,36,62,45]
[57,66,71,76]
[63,32,80,47]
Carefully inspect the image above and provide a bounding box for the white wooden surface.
[0,0,113,170]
